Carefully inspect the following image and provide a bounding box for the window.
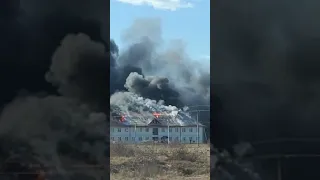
[189,128,193,132]
[182,128,186,132]
[183,137,186,141]
[118,137,121,141]
[117,128,121,132]
[189,137,192,141]
[145,128,149,132]
[169,128,172,132]
[125,128,129,132]
[145,137,149,140]
[132,137,135,141]
[161,128,165,132]
[139,137,142,141]
[175,127,178,132]
[125,137,129,141]
[139,127,142,132]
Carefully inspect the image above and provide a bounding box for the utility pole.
[197,110,199,146]
[134,122,137,143]
[185,105,209,145]
[166,113,170,145]
[168,123,170,144]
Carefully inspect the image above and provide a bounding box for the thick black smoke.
[213,0,320,178]
[110,18,210,111]
[0,0,108,179]
[0,0,109,110]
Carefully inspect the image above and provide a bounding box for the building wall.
[110,126,206,144]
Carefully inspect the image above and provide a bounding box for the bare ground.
[110,143,210,180]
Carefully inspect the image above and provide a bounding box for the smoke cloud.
[0,0,108,179]
[0,0,209,178]
[212,0,320,178]
[110,18,210,125]
[212,0,320,147]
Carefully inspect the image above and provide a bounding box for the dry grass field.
[110,143,210,180]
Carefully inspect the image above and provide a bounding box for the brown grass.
[110,142,210,180]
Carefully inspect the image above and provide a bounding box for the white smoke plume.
[110,91,197,125]
[110,18,210,125]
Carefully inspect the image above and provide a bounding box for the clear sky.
[110,0,210,61]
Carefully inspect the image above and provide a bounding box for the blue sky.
[110,0,210,61]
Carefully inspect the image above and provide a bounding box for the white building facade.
[110,118,206,144]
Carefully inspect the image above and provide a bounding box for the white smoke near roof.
[110,91,197,125]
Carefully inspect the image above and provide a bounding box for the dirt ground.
[110,143,210,180]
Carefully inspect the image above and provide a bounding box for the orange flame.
[153,112,161,118]
[120,115,125,122]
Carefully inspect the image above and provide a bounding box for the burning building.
[109,18,210,128]
[110,111,206,144]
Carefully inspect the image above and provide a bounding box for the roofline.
[110,125,206,127]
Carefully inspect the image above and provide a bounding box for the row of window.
[111,127,197,133]
[110,136,198,142]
